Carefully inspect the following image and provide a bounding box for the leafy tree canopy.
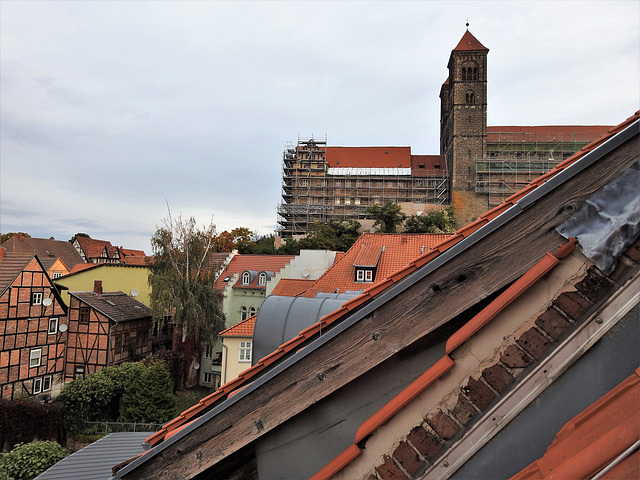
[404,207,456,234]
[230,227,256,253]
[0,441,69,480]
[366,201,406,233]
[148,208,225,342]
[0,232,30,243]
[299,219,361,252]
[58,360,176,433]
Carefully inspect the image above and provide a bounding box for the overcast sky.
[1,1,638,253]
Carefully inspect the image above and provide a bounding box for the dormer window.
[258,272,267,286]
[355,268,374,283]
[242,272,251,285]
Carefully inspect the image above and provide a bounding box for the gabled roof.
[70,291,151,323]
[74,236,115,259]
[301,233,452,297]
[0,235,85,270]
[61,262,148,279]
[270,278,315,297]
[214,254,295,291]
[219,315,256,338]
[0,251,36,295]
[453,29,488,52]
[115,113,640,480]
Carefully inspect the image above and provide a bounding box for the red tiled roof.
[143,112,640,452]
[120,256,151,266]
[353,242,383,268]
[0,251,35,294]
[0,236,85,270]
[325,147,411,168]
[219,315,256,337]
[410,155,447,176]
[301,233,452,298]
[453,29,488,52]
[120,248,146,257]
[269,278,315,297]
[75,237,114,259]
[512,366,640,480]
[487,125,611,143]
[214,255,295,291]
[68,263,100,274]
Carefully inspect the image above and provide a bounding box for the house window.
[79,306,90,324]
[345,198,351,205]
[74,366,85,380]
[43,375,52,391]
[258,272,267,286]
[355,198,361,205]
[242,272,251,285]
[345,180,351,187]
[365,270,373,282]
[356,180,362,187]
[356,269,364,282]
[52,272,62,279]
[240,306,248,321]
[33,378,42,394]
[335,198,341,205]
[30,348,42,368]
[249,307,256,317]
[203,372,213,384]
[48,318,58,335]
[115,335,122,355]
[239,341,252,362]
[335,180,341,187]
[32,292,43,305]
[204,344,213,359]
[356,268,374,283]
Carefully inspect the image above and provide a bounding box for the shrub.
[0,441,69,480]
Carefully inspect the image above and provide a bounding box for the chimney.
[94,280,103,295]
[0,247,4,259]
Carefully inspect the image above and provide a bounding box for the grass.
[174,386,212,414]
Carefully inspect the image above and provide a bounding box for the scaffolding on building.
[277,137,449,237]
[476,130,599,205]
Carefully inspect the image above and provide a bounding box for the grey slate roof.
[35,432,149,480]
[70,291,151,323]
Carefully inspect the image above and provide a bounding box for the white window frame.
[242,272,251,285]
[30,348,42,368]
[203,372,212,384]
[258,272,267,286]
[356,269,365,282]
[43,375,52,391]
[48,318,58,335]
[365,270,373,282]
[32,292,43,305]
[52,272,62,279]
[33,377,42,394]
[240,306,248,321]
[204,344,213,359]
[249,307,256,317]
[239,341,252,363]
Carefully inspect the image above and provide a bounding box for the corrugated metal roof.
[36,432,149,480]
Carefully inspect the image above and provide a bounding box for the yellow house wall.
[221,336,253,386]
[55,265,151,308]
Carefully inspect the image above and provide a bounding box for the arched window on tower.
[473,67,478,80]
[465,91,475,104]
[462,67,467,81]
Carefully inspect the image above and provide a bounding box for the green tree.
[148,207,225,388]
[366,201,406,233]
[404,207,456,234]
[118,360,175,423]
[230,227,256,253]
[247,234,277,254]
[299,219,361,251]
[0,441,69,480]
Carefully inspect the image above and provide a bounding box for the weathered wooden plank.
[120,136,638,479]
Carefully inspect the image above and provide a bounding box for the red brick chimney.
[0,247,4,260]
[94,280,103,295]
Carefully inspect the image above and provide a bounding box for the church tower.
[440,28,489,195]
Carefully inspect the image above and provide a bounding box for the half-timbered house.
[65,281,155,380]
[0,249,68,400]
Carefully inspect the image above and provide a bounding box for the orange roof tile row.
[145,111,640,450]
[312,239,577,479]
[219,315,256,337]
